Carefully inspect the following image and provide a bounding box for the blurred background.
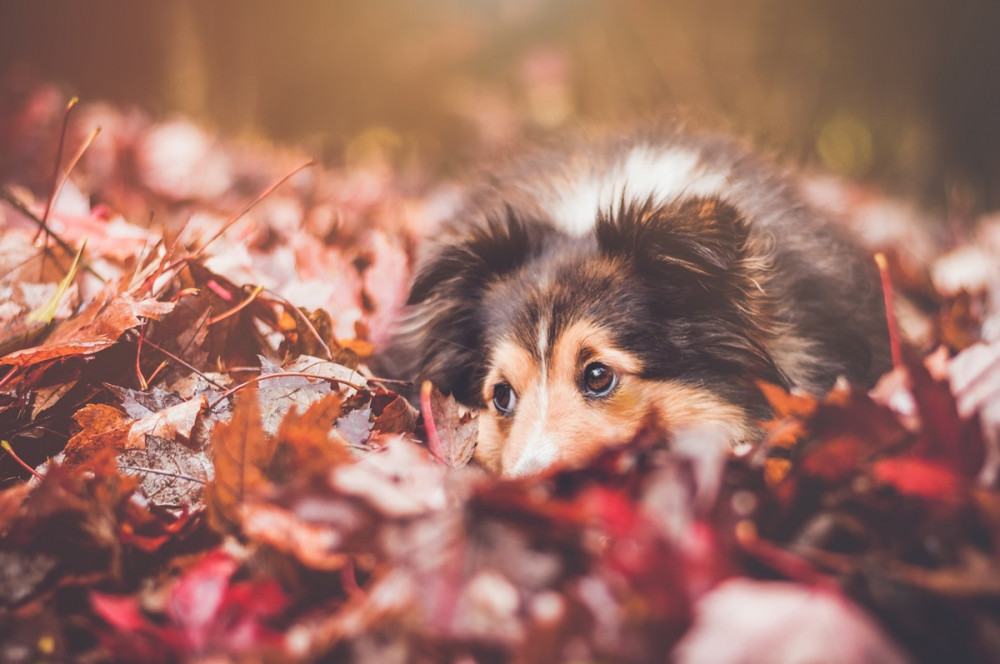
[2,0,1000,209]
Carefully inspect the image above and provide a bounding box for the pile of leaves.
[1,81,1000,663]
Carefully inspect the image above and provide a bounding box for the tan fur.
[474,320,753,476]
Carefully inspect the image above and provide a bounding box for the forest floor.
[1,83,1000,663]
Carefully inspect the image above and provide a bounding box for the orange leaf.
[1,286,174,367]
[63,404,132,465]
[206,390,274,533]
[273,392,351,478]
[757,381,819,419]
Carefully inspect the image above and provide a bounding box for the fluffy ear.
[596,196,753,293]
[407,205,547,306]
[392,207,552,402]
[598,196,785,388]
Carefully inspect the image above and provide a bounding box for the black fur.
[388,130,891,424]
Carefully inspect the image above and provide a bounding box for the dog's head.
[397,196,784,476]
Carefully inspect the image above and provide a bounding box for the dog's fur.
[390,128,891,476]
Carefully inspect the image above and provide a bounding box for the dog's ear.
[407,205,546,306]
[391,207,552,402]
[598,196,784,387]
[596,196,753,293]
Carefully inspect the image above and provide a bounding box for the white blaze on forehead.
[543,145,732,236]
[508,317,557,477]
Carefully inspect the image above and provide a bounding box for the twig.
[874,252,903,370]
[117,464,206,484]
[0,186,107,284]
[139,337,229,391]
[1,440,44,480]
[208,371,366,410]
[207,285,264,326]
[37,96,79,242]
[45,125,102,235]
[192,159,316,257]
[262,289,334,361]
[420,380,445,461]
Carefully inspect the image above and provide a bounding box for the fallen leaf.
[63,403,133,464]
[205,389,273,533]
[425,384,478,469]
[118,435,212,507]
[273,392,352,477]
[674,579,911,664]
[1,285,174,368]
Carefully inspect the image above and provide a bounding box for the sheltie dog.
[391,128,891,477]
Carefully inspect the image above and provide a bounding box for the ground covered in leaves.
[2,81,1000,663]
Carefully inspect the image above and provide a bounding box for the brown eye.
[492,382,517,415]
[582,362,617,397]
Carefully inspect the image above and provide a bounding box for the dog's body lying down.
[392,129,890,477]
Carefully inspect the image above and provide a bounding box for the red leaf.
[90,591,149,632]
[872,456,964,504]
[167,551,239,651]
[908,359,986,477]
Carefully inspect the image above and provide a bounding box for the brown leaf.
[371,390,418,436]
[126,396,206,449]
[63,404,132,465]
[241,501,353,570]
[758,381,819,420]
[1,285,174,368]
[205,389,274,533]
[63,397,207,471]
[0,481,31,532]
[425,384,478,469]
[273,392,352,479]
[118,435,212,507]
[30,380,78,420]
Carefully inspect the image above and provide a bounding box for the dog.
[391,128,891,477]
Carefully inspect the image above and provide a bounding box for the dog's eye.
[581,362,617,397]
[492,382,517,415]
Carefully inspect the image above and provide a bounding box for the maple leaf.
[205,388,274,533]
[421,382,478,469]
[0,284,173,368]
[63,403,133,465]
[907,357,986,478]
[272,391,352,478]
[63,396,206,469]
[371,389,418,435]
[118,435,212,508]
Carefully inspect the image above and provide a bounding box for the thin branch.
[1,440,44,479]
[874,252,902,370]
[0,186,108,284]
[262,289,334,361]
[207,285,264,326]
[37,96,79,241]
[139,337,228,391]
[117,464,206,484]
[208,371,366,411]
[192,159,316,257]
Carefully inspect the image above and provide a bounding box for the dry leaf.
[205,389,274,532]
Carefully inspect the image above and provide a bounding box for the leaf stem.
[874,252,903,370]
[420,380,444,462]
[1,440,44,480]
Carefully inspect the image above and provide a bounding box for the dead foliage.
[1,82,999,663]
